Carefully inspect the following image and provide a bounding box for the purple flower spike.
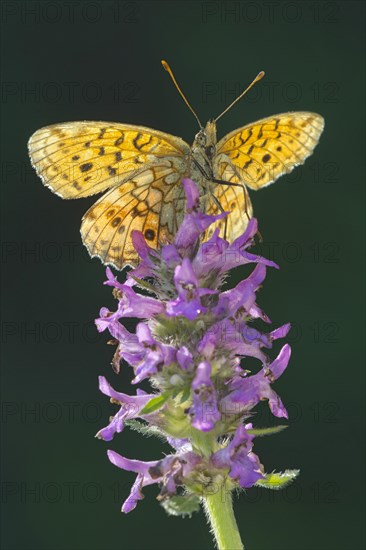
[190,361,220,432]
[97,178,296,514]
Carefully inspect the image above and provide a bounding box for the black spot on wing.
[98,127,107,139]
[80,162,93,172]
[111,217,122,228]
[144,229,155,241]
[114,135,124,146]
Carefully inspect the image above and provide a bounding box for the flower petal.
[212,424,263,487]
[190,361,220,431]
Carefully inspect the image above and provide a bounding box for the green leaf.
[247,425,288,437]
[256,469,300,490]
[139,392,171,415]
[161,494,201,517]
[178,386,191,404]
[129,275,156,293]
[124,419,160,437]
[124,419,148,432]
[125,419,172,443]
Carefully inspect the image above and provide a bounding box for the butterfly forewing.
[28,121,190,199]
[216,112,324,190]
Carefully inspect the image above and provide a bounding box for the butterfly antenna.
[214,71,265,123]
[161,60,203,129]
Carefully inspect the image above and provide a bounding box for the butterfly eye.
[195,131,206,146]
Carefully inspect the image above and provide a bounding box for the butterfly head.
[193,120,217,158]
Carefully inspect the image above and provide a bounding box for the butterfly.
[28,61,324,269]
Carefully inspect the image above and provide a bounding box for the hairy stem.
[203,487,244,550]
[190,429,244,549]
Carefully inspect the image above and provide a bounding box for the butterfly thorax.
[190,119,217,184]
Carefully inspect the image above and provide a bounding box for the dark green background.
[1,1,365,549]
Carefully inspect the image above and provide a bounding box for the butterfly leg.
[192,159,240,239]
[192,158,210,193]
[208,190,229,240]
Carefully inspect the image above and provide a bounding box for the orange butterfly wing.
[216,112,324,190]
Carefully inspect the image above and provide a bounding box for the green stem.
[190,429,244,550]
[203,488,244,550]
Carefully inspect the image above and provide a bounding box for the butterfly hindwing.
[216,112,324,190]
[80,161,188,268]
[207,161,253,241]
